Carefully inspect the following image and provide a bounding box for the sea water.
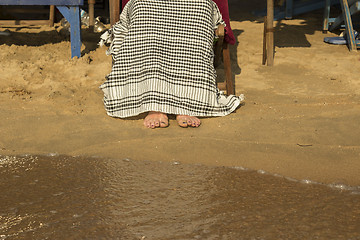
[1,155,360,239]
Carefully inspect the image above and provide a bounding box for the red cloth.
[211,0,235,45]
[121,0,235,44]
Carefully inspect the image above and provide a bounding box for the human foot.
[144,112,169,129]
[176,115,201,128]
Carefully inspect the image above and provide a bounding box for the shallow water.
[1,155,360,240]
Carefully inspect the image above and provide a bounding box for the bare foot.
[144,111,169,129]
[176,115,201,128]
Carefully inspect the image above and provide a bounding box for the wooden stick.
[4,8,49,13]
[223,42,234,95]
[266,0,274,66]
[114,0,120,23]
[49,5,55,27]
[0,20,50,25]
[109,0,115,25]
[262,16,267,65]
[88,0,95,27]
[109,0,120,25]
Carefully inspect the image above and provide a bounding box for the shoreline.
[1,1,360,187]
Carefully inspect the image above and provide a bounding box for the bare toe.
[148,119,156,129]
[154,121,160,127]
[176,115,189,128]
[143,119,151,128]
[160,120,169,128]
[176,115,200,128]
[144,112,168,129]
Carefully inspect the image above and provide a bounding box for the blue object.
[324,31,359,45]
[340,0,360,50]
[57,6,82,58]
[323,0,360,51]
[324,0,360,31]
[254,0,338,20]
[0,0,84,58]
[324,36,348,44]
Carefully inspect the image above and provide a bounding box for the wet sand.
[1,155,360,239]
[1,0,360,187]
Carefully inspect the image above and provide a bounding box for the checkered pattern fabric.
[100,0,243,118]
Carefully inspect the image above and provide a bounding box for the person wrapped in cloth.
[99,0,244,128]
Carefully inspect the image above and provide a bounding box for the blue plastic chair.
[0,0,83,58]
[323,0,360,51]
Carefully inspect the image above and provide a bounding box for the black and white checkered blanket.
[100,0,243,118]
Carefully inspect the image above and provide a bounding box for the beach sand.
[0,0,359,186]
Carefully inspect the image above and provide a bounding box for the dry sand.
[1,1,359,186]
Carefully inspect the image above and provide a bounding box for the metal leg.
[57,6,82,58]
[285,0,293,19]
[323,0,330,32]
[340,0,357,51]
[329,0,360,31]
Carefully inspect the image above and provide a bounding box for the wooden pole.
[49,5,55,27]
[223,42,234,95]
[88,0,95,27]
[109,0,120,25]
[266,0,274,66]
[109,0,114,25]
[262,16,267,65]
[114,0,120,23]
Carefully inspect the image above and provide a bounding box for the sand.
[0,1,359,186]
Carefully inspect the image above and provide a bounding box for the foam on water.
[2,154,360,194]
[248,166,360,195]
